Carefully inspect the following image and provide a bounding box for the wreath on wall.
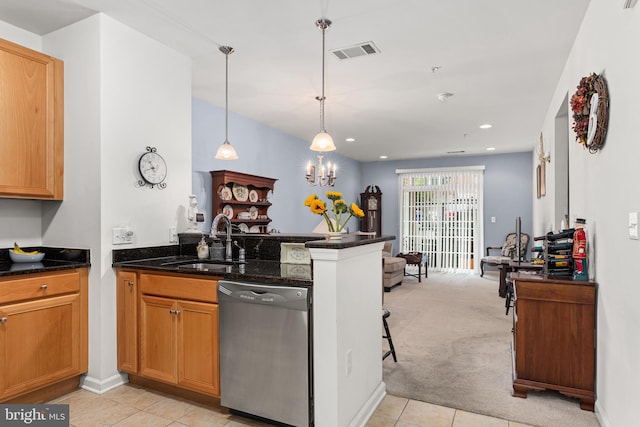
[569,73,609,154]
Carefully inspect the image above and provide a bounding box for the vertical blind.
[397,167,484,273]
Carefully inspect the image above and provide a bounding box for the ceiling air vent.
[623,0,637,8]
[330,41,380,60]
[446,150,466,155]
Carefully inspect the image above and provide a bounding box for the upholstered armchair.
[382,242,406,291]
[480,233,530,277]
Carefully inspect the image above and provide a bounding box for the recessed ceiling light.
[437,92,454,102]
[486,147,496,151]
[479,124,492,129]
[379,155,388,159]
[345,137,355,142]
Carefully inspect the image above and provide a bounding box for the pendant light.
[309,18,336,152]
[215,46,239,160]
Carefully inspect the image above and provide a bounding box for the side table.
[397,252,426,282]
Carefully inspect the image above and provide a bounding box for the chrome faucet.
[210,213,233,262]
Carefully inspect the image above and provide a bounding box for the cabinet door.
[116,271,138,373]
[140,295,177,384]
[0,38,64,200]
[0,294,80,399]
[177,300,219,396]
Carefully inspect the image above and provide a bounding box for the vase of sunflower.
[305,191,365,239]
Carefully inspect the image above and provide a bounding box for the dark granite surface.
[0,246,91,277]
[113,233,393,286]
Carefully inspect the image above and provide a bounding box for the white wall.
[534,2,640,426]
[30,14,191,392]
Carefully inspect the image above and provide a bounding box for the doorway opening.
[397,167,484,273]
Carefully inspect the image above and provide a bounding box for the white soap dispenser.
[197,236,209,260]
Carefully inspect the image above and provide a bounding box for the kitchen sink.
[177,263,230,272]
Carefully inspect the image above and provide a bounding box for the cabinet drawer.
[140,273,218,303]
[0,271,80,304]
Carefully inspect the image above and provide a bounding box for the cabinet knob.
[41,284,48,290]
[127,280,134,287]
[0,317,7,323]
[168,309,181,316]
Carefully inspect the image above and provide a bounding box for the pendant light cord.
[320,23,326,132]
[225,50,229,142]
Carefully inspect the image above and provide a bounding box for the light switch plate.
[629,212,639,239]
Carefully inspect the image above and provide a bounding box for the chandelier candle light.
[306,155,336,186]
[306,17,337,186]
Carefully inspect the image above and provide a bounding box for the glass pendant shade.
[310,131,336,151]
[215,140,238,160]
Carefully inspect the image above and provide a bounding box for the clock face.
[368,196,378,210]
[138,151,167,185]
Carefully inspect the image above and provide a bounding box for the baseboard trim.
[349,381,386,427]
[595,400,610,427]
[80,372,128,394]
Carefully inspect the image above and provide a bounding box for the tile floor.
[48,383,535,427]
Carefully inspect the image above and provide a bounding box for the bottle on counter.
[197,236,209,260]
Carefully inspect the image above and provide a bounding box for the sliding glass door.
[398,167,484,273]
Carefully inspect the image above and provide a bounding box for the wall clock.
[138,146,167,189]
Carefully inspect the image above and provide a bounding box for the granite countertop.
[112,234,393,286]
[0,246,91,277]
[113,255,313,286]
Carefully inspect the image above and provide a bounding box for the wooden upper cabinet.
[0,37,64,200]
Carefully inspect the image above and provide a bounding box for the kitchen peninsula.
[113,232,391,426]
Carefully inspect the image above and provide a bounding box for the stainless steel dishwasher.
[218,280,312,427]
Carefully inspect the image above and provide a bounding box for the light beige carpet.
[382,271,600,427]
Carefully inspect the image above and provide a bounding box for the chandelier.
[215,46,239,160]
[306,154,336,186]
[306,17,337,186]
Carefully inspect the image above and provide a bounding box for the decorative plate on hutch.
[219,185,232,201]
[249,206,258,219]
[223,205,233,219]
[249,189,259,203]
[232,183,249,201]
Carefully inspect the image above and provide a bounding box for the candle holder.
[306,154,336,187]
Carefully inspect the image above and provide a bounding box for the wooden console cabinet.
[0,37,64,200]
[0,269,88,402]
[511,275,596,410]
[116,270,220,397]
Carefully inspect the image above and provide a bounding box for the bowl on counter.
[9,250,45,263]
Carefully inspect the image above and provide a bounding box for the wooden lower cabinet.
[0,269,88,402]
[511,276,596,410]
[116,270,220,397]
[116,271,138,373]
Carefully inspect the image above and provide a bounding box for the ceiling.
[0,0,591,162]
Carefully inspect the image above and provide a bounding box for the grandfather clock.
[360,185,382,235]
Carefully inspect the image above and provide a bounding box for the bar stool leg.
[382,309,397,362]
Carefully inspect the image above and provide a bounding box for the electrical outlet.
[345,349,352,376]
[169,227,178,243]
[112,227,134,245]
[629,212,639,240]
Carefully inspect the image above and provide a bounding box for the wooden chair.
[480,233,530,277]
